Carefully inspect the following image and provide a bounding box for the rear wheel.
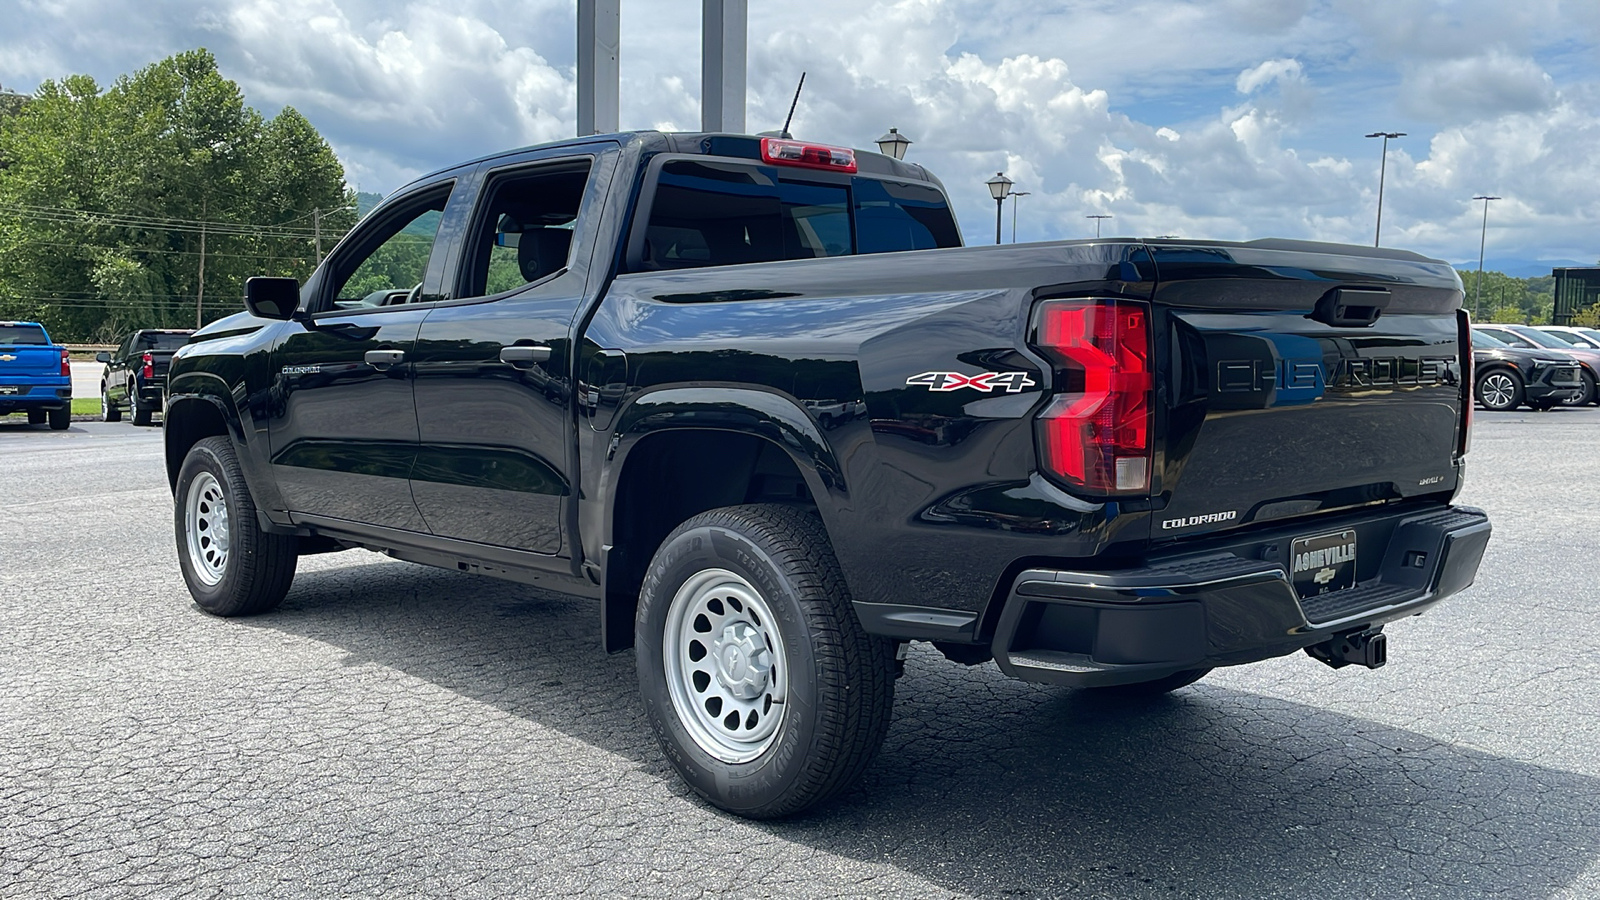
[1086,668,1212,697]
[102,383,122,422]
[47,405,69,430]
[130,385,152,426]
[636,504,897,819]
[26,409,44,425]
[175,436,297,616]
[1476,369,1523,411]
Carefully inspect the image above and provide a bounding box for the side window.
[459,162,593,300]
[854,179,962,253]
[1494,332,1534,349]
[326,188,451,311]
[640,160,851,270]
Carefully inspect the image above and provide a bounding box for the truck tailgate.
[0,346,64,380]
[1150,240,1466,540]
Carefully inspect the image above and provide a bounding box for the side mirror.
[95,351,111,364]
[244,277,301,321]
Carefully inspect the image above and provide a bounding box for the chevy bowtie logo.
[0,354,15,362]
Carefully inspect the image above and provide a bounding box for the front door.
[267,183,456,531]
[409,154,608,554]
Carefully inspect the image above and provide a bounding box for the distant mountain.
[1450,257,1595,278]
[355,191,384,217]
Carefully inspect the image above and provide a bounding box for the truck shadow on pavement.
[258,557,1600,898]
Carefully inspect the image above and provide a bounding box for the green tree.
[0,50,354,341]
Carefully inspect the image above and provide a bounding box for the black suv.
[97,329,192,425]
[1471,328,1583,410]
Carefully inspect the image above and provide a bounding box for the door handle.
[500,345,552,367]
[365,349,406,369]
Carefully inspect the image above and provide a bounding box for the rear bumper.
[990,504,1491,686]
[0,384,71,412]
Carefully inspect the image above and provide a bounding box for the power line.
[0,203,325,238]
[2,199,329,232]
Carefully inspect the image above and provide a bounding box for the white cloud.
[1401,49,1558,122]
[1236,58,1303,95]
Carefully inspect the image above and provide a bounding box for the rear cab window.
[0,324,49,346]
[632,156,960,272]
[136,332,190,352]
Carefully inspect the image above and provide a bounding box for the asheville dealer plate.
[1290,529,1357,599]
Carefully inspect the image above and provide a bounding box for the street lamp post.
[1010,191,1030,243]
[1473,195,1501,319]
[874,127,912,160]
[1366,131,1406,246]
[985,172,1013,245]
[1086,214,1112,238]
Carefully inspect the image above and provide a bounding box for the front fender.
[164,371,287,521]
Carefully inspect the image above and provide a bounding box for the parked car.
[97,329,193,425]
[0,321,72,429]
[1539,325,1600,350]
[165,130,1489,818]
[1473,323,1600,406]
[1469,328,1584,410]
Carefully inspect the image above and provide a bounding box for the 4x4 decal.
[905,370,1037,393]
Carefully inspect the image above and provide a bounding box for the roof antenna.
[780,72,805,139]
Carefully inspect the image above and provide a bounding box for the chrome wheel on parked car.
[663,567,789,764]
[1477,371,1522,411]
[184,471,231,586]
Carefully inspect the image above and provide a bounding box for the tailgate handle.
[1312,288,1390,327]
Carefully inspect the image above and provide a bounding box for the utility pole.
[313,207,322,263]
[1473,195,1501,319]
[1366,131,1405,246]
[1010,191,1030,243]
[196,200,207,329]
[1086,214,1112,238]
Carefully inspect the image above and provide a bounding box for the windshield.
[135,332,190,352]
[1471,330,1509,348]
[0,324,49,346]
[1579,328,1600,345]
[1526,327,1579,347]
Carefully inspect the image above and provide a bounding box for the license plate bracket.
[1290,529,1357,598]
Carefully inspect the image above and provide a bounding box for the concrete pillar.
[577,0,620,135]
[701,0,747,133]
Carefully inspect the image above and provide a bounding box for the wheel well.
[603,430,816,651]
[165,398,230,489]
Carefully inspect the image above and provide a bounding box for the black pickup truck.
[97,329,194,425]
[165,131,1491,818]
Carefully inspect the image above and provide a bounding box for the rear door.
[408,149,614,556]
[1150,241,1466,540]
[266,181,457,532]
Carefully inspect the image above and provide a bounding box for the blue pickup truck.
[0,321,72,430]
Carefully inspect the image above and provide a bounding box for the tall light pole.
[1010,191,1030,243]
[986,172,1013,245]
[1473,195,1501,319]
[1366,131,1405,246]
[1086,214,1112,238]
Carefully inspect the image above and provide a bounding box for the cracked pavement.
[1,411,1598,898]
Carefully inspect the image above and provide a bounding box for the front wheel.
[1476,369,1523,411]
[174,436,298,616]
[636,504,897,819]
[102,383,122,422]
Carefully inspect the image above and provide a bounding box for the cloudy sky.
[3,0,1598,272]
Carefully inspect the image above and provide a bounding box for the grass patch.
[72,397,101,416]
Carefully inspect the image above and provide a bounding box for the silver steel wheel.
[1480,372,1516,410]
[185,471,231,586]
[662,567,789,763]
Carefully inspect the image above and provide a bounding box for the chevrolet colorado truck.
[0,321,72,430]
[97,328,194,425]
[164,131,1491,818]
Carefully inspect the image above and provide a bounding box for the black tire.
[174,436,298,616]
[130,386,152,426]
[47,405,69,430]
[1086,667,1211,697]
[1476,369,1523,412]
[1571,370,1598,406]
[26,409,45,425]
[636,504,897,819]
[102,383,122,422]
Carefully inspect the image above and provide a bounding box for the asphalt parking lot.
[3,409,1598,899]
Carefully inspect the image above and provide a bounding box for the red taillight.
[59,348,71,377]
[1032,299,1153,494]
[759,137,858,173]
[1458,309,1473,455]
[141,351,154,380]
